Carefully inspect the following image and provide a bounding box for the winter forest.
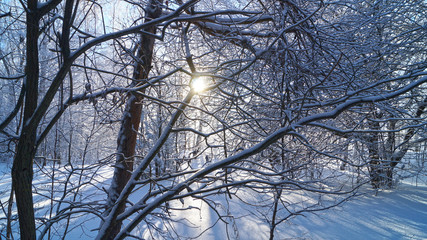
[0,0,426,239]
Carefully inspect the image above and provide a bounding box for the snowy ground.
[0,161,426,239]
[164,183,427,240]
[283,183,427,240]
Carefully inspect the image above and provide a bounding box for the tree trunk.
[104,0,163,237]
[386,97,427,185]
[369,97,426,188]
[11,0,40,238]
[367,112,382,188]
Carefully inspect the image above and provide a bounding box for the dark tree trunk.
[104,0,163,238]
[367,112,382,188]
[11,0,40,238]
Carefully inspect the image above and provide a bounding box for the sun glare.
[191,76,208,93]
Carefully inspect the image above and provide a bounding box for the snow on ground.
[0,161,426,239]
[283,183,427,240]
[164,183,427,240]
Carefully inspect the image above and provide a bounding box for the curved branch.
[0,74,25,80]
[0,82,25,133]
[35,68,181,146]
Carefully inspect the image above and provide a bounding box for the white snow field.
[283,183,427,240]
[0,161,426,239]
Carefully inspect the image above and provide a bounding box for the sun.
[191,76,208,93]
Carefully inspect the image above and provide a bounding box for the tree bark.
[367,111,382,188]
[11,0,40,238]
[104,0,163,238]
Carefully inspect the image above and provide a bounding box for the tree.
[0,0,425,239]
[0,0,200,238]
[103,0,164,238]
